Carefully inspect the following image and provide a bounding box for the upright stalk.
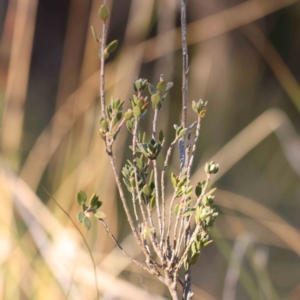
[180,0,193,298]
[100,0,107,120]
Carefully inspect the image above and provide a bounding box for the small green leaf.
[195,184,202,197]
[81,203,87,212]
[77,211,84,223]
[105,40,118,54]
[98,5,110,20]
[134,80,141,91]
[90,25,99,42]
[126,120,133,132]
[177,128,188,138]
[130,177,136,187]
[89,194,99,207]
[190,252,200,266]
[183,257,190,270]
[182,208,195,217]
[174,203,180,215]
[148,83,156,95]
[156,80,166,92]
[133,106,141,118]
[150,196,156,210]
[207,188,217,196]
[149,170,154,184]
[171,173,177,189]
[142,184,151,196]
[184,199,194,207]
[94,210,106,219]
[176,126,183,136]
[159,130,164,143]
[76,191,87,206]
[203,240,213,247]
[165,82,174,91]
[100,120,109,131]
[83,216,91,230]
[151,94,160,109]
[139,109,148,120]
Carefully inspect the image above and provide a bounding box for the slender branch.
[181,0,188,128]
[100,0,107,119]
[153,160,163,237]
[185,121,197,170]
[108,152,152,262]
[173,210,185,263]
[187,117,201,179]
[45,190,99,300]
[180,1,193,297]
[151,106,163,238]
[107,118,126,147]
[173,200,184,250]
[193,175,210,209]
[99,218,162,277]
[185,132,192,169]
[152,109,158,140]
[174,224,201,280]
[131,191,142,233]
[161,136,178,247]
[165,191,178,256]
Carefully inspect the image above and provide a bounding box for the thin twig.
[153,160,163,237]
[107,118,126,147]
[185,121,198,170]
[44,189,99,300]
[152,109,158,140]
[187,117,201,179]
[181,0,188,128]
[161,137,178,248]
[99,218,162,278]
[174,224,201,280]
[151,107,163,237]
[165,191,178,257]
[132,191,142,233]
[100,0,107,120]
[180,1,191,294]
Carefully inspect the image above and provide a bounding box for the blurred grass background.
[0,0,300,299]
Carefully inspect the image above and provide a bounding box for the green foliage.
[76,2,221,294]
[75,191,105,230]
[98,5,109,21]
[205,161,220,175]
[105,40,118,54]
[83,216,91,230]
[90,25,99,42]
[76,191,87,205]
[192,99,207,117]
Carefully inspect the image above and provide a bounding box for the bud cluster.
[99,98,124,138]
[136,138,162,160]
[205,161,220,174]
[192,99,207,117]
[133,78,148,93]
